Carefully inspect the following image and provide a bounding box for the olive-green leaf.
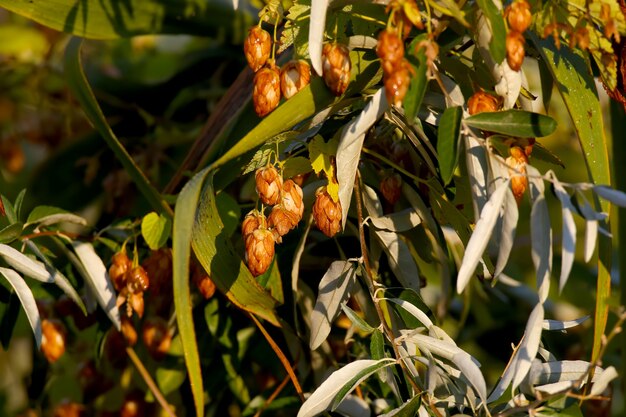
[0,0,252,40]
[475,0,506,64]
[529,34,612,364]
[141,212,171,250]
[404,35,429,122]
[191,174,280,326]
[437,106,462,185]
[465,110,557,137]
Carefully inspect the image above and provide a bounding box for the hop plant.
[120,316,138,346]
[127,265,149,294]
[506,0,532,33]
[280,60,311,99]
[377,28,405,75]
[468,91,501,115]
[506,31,526,71]
[268,204,299,242]
[255,165,283,205]
[380,172,403,205]
[142,317,172,361]
[242,210,264,238]
[322,42,351,96]
[244,26,272,72]
[281,179,304,224]
[245,228,275,276]
[506,146,529,204]
[109,251,132,292]
[312,187,342,238]
[384,59,411,107]
[253,64,281,117]
[41,319,66,363]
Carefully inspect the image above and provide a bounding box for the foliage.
[1,0,626,417]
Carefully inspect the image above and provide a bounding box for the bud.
[255,166,283,205]
[506,31,526,71]
[193,271,216,299]
[384,59,411,107]
[506,0,532,33]
[376,29,405,74]
[120,316,137,346]
[507,146,529,205]
[281,179,304,224]
[280,60,311,99]
[253,65,281,117]
[267,205,299,242]
[245,228,275,276]
[126,266,149,294]
[41,319,66,363]
[243,26,271,72]
[142,317,172,361]
[312,187,342,238]
[380,173,403,205]
[468,91,500,115]
[109,252,132,292]
[322,43,351,96]
[242,210,264,237]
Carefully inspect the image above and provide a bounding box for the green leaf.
[0,0,252,40]
[256,260,284,305]
[465,109,557,137]
[475,0,506,64]
[191,174,280,325]
[0,223,23,244]
[141,212,171,250]
[404,35,429,123]
[1,195,16,224]
[25,205,86,228]
[156,366,187,396]
[530,34,612,363]
[437,106,462,185]
[282,156,312,179]
[64,37,173,220]
[215,192,240,239]
[370,329,385,360]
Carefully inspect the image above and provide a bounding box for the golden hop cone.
[126,265,149,294]
[142,317,172,361]
[120,316,138,346]
[41,319,66,363]
[255,166,283,205]
[506,146,529,205]
[506,31,526,71]
[506,0,532,33]
[377,29,405,75]
[253,65,281,117]
[281,179,304,224]
[312,187,342,238]
[242,210,264,237]
[322,43,351,96]
[280,60,311,99]
[380,173,403,205]
[468,91,500,115]
[384,59,411,107]
[245,228,275,276]
[127,292,145,318]
[268,204,300,242]
[244,26,271,72]
[109,251,132,292]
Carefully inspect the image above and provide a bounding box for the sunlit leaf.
[309,0,329,76]
[465,110,557,138]
[437,106,462,185]
[475,0,506,64]
[512,303,544,391]
[0,267,42,348]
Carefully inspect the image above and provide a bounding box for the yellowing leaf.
[327,177,339,203]
[308,135,338,176]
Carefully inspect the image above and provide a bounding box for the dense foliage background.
[1,0,626,416]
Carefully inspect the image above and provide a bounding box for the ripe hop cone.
[280,60,311,99]
[322,43,351,96]
[313,187,342,238]
[244,26,271,72]
[253,65,281,117]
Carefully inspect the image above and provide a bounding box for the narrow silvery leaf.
[542,316,589,331]
[72,242,121,330]
[25,213,87,228]
[530,360,601,386]
[0,243,54,283]
[487,346,519,402]
[584,220,598,262]
[334,395,371,417]
[494,188,519,278]
[552,179,576,293]
[297,359,395,417]
[529,177,551,302]
[310,261,357,349]
[369,209,422,232]
[464,136,489,221]
[589,366,618,396]
[341,304,375,333]
[0,267,42,348]
[402,333,486,402]
[309,0,329,76]
[456,179,510,293]
[512,303,544,391]
[385,298,434,328]
[593,185,626,207]
[25,240,85,314]
[373,229,421,292]
[337,89,388,228]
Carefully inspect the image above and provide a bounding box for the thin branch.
[126,347,177,417]
[253,366,293,417]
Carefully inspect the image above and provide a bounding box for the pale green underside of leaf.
[465,110,557,138]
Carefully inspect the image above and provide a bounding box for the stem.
[126,347,177,417]
[353,172,421,394]
[249,312,305,402]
